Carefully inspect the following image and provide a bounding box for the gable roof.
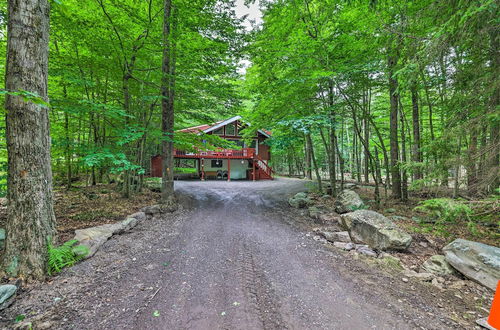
[178,115,271,138]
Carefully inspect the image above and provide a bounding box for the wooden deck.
[174,148,255,159]
[171,148,273,180]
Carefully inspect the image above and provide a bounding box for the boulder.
[318,213,341,225]
[74,223,120,257]
[288,192,313,209]
[421,255,457,276]
[308,206,324,220]
[0,284,17,310]
[344,242,356,251]
[141,205,161,216]
[320,231,351,243]
[340,210,412,251]
[333,242,349,249]
[129,212,146,222]
[356,245,377,257]
[335,190,364,214]
[0,228,5,250]
[74,212,144,258]
[342,183,358,190]
[403,270,434,282]
[443,239,500,291]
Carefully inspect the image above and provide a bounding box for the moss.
[6,256,19,276]
[374,255,404,272]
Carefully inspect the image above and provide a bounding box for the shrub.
[47,239,89,275]
[414,198,472,223]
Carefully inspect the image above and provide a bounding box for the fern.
[414,198,472,224]
[47,239,89,275]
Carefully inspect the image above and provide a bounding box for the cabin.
[151,116,273,180]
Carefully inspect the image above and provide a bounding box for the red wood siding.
[151,155,162,177]
[258,143,270,160]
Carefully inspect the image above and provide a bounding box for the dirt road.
[2,179,459,329]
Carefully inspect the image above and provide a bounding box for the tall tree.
[388,47,402,199]
[161,0,177,208]
[2,0,56,280]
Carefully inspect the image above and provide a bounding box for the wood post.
[253,159,256,181]
[201,158,205,181]
[227,159,231,181]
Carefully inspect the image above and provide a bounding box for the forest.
[0,0,499,279]
[245,0,499,202]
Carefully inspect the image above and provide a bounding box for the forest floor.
[0,178,495,329]
[0,183,160,244]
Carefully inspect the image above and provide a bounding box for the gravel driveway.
[1,178,459,329]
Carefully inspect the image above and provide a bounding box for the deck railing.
[174,147,255,158]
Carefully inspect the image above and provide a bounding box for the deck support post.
[227,159,231,181]
[252,158,256,181]
[201,158,205,181]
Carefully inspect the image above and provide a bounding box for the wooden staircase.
[251,155,273,180]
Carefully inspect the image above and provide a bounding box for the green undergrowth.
[409,196,499,243]
[47,239,89,275]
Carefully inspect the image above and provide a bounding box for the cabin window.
[213,127,224,135]
[211,160,223,168]
[225,123,236,136]
[227,139,244,148]
[248,139,257,148]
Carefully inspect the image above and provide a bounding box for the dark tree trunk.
[2,0,56,280]
[400,102,408,201]
[333,130,345,190]
[411,83,422,180]
[467,129,478,195]
[488,28,499,192]
[304,134,312,180]
[388,52,402,199]
[161,0,177,208]
[327,81,337,195]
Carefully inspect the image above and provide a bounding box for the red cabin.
[151,116,273,180]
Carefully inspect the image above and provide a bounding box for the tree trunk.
[327,82,337,195]
[161,0,177,208]
[306,134,323,194]
[411,83,422,180]
[488,28,499,192]
[388,51,402,199]
[2,0,56,280]
[399,102,408,201]
[334,130,345,190]
[467,128,478,195]
[304,134,312,180]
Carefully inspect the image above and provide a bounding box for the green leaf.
[14,314,26,323]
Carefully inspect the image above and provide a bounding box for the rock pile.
[74,211,147,258]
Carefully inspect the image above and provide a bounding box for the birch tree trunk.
[2,0,56,280]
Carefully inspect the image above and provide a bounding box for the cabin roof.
[177,115,271,137]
